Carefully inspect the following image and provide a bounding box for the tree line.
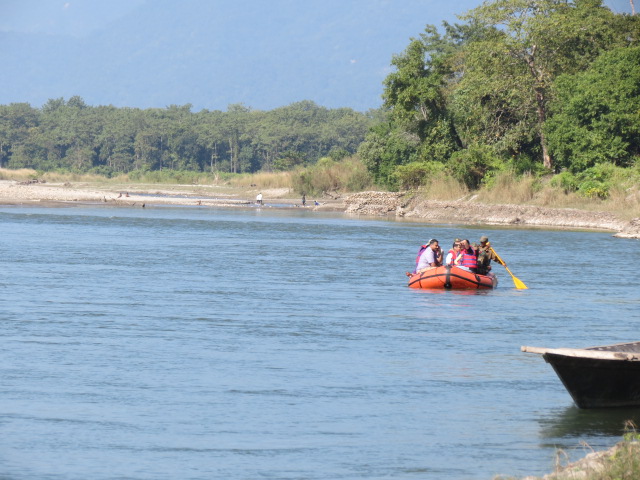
[1,0,638,197]
[358,0,640,191]
[0,98,374,176]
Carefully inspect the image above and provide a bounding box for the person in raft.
[456,239,478,273]
[416,239,443,273]
[445,240,463,266]
[475,235,499,275]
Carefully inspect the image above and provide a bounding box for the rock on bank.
[343,191,639,239]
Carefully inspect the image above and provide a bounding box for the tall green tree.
[544,46,640,171]
[457,0,629,170]
[0,103,39,168]
[194,109,227,174]
[95,106,137,173]
[382,25,462,162]
[360,24,469,188]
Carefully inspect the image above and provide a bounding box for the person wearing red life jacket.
[458,239,478,273]
[445,240,462,266]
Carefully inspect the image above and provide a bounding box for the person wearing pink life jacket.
[445,240,463,266]
[415,239,443,273]
[457,239,478,273]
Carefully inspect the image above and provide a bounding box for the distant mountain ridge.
[0,0,482,112]
[1,0,630,112]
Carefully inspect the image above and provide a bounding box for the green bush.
[392,161,445,190]
[448,144,501,189]
[576,164,617,199]
[357,124,420,189]
[549,164,625,199]
[578,180,609,199]
[550,171,580,193]
[506,153,548,177]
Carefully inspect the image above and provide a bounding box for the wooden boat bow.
[522,345,640,362]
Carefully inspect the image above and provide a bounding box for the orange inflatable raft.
[408,265,498,290]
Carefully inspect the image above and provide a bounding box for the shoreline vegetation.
[1,170,639,239]
[510,428,640,480]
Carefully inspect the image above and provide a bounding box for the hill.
[0,0,488,112]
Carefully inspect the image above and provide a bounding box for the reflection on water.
[539,405,640,439]
[409,287,494,296]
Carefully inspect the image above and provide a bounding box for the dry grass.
[42,171,115,183]
[0,168,41,181]
[418,174,470,201]
[467,170,640,220]
[0,168,131,184]
[227,171,293,189]
[476,171,537,204]
[405,169,639,221]
[527,186,640,220]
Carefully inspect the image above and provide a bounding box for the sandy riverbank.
[1,180,639,239]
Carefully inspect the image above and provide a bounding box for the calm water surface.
[1,204,639,480]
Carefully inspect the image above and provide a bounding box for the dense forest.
[1,0,638,197]
[359,0,640,193]
[0,99,374,176]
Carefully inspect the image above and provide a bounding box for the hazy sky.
[1,0,634,37]
[0,0,635,110]
[0,0,146,36]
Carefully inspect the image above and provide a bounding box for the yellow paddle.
[489,246,528,289]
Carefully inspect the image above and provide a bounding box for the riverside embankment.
[1,181,639,238]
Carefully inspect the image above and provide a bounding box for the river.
[1,204,639,480]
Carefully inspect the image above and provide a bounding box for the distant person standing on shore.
[302,194,306,206]
[256,192,263,205]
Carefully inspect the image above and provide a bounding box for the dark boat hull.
[523,342,640,408]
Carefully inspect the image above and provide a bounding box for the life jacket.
[458,249,478,270]
[446,249,460,266]
[413,245,428,273]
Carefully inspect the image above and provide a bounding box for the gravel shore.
[2,180,638,238]
[343,191,640,239]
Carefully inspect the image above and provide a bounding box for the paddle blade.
[512,276,528,290]
[490,247,527,289]
[506,266,528,289]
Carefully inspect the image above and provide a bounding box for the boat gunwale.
[522,343,640,362]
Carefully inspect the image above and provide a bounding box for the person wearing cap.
[416,238,443,272]
[475,235,499,275]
